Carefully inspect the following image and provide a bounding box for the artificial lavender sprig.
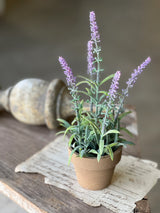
[124,56,151,97]
[114,57,151,126]
[101,71,121,137]
[89,11,100,42]
[59,56,82,142]
[89,11,102,122]
[87,40,95,75]
[58,56,76,87]
[87,40,95,112]
[126,57,151,89]
[108,71,121,102]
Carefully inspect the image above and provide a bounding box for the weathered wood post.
[0,78,74,129]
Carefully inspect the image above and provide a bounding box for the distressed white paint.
[15,136,160,213]
[0,182,46,213]
[0,192,26,213]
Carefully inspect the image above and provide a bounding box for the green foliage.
[58,102,134,163]
[118,111,132,120]
[120,127,134,137]
[103,130,120,137]
[57,32,135,163]
[99,74,115,86]
[57,119,70,128]
[68,146,80,164]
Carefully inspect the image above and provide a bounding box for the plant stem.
[114,97,124,127]
[101,99,111,137]
[95,41,100,123]
[90,74,94,112]
[114,87,128,126]
[71,87,82,143]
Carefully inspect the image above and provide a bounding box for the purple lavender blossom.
[126,57,151,88]
[87,40,95,75]
[89,11,100,42]
[108,71,121,101]
[58,56,76,86]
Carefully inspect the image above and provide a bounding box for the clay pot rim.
[69,145,123,160]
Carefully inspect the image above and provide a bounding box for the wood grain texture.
[0,109,150,213]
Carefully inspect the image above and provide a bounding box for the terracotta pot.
[69,146,122,190]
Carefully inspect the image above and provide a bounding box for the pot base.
[75,167,115,190]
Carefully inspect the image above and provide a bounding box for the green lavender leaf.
[99,91,108,96]
[97,153,101,162]
[99,140,104,155]
[107,146,114,161]
[78,75,98,87]
[76,80,94,89]
[89,149,98,155]
[82,115,101,134]
[99,94,106,102]
[64,125,76,136]
[77,90,97,103]
[68,134,76,147]
[103,129,120,137]
[108,142,118,148]
[79,150,85,158]
[120,127,134,137]
[68,146,80,165]
[119,140,135,145]
[57,118,70,128]
[99,74,114,86]
[114,133,118,143]
[118,111,132,120]
[56,131,65,136]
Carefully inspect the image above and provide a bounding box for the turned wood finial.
[0,78,73,129]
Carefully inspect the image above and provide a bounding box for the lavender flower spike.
[126,57,151,88]
[87,40,95,75]
[108,71,121,101]
[58,56,76,87]
[89,11,100,42]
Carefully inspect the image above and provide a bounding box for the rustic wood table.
[0,109,150,213]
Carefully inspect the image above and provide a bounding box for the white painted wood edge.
[0,180,47,213]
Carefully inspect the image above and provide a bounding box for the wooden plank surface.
[0,109,150,213]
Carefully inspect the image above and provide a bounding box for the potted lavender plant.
[58,11,151,190]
